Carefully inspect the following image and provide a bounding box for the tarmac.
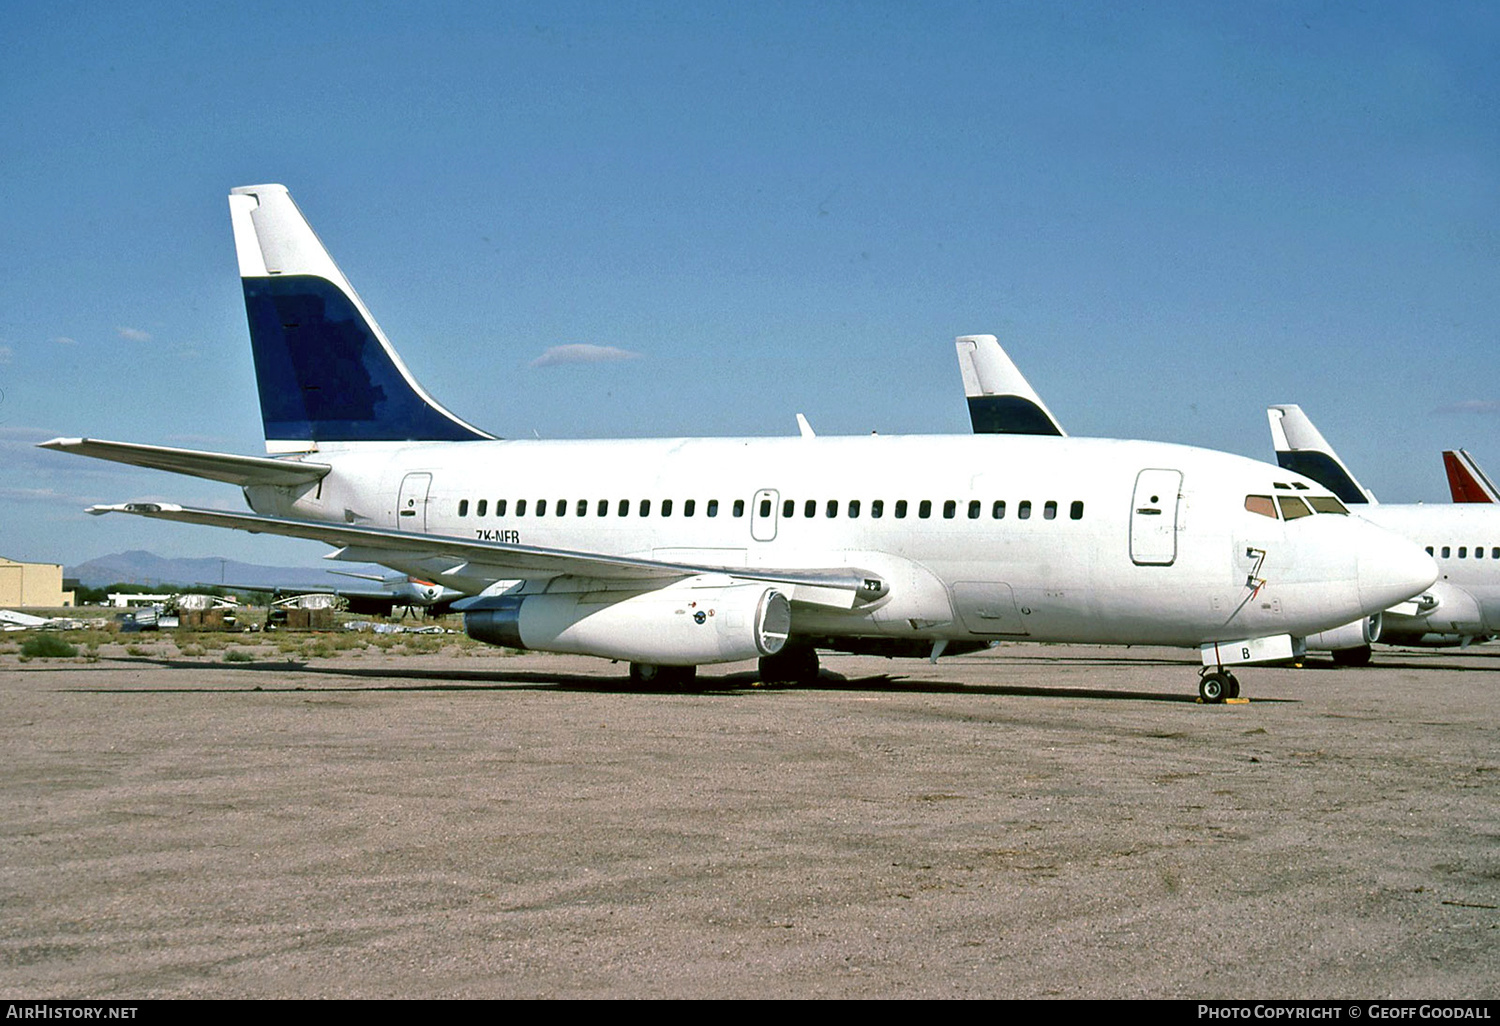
[1,641,1496,998]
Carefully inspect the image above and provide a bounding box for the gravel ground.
[1,641,1496,998]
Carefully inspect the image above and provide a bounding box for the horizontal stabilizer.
[85,502,887,609]
[39,437,329,487]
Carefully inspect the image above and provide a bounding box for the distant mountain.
[66,550,382,590]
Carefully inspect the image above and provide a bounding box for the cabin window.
[1442,546,1451,558]
[804,499,816,518]
[708,499,719,518]
[826,500,839,518]
[1245,495,1277,519]
[967,500,981,519]
[640,499,651,517]
[536,500,547,517]
[759,498,771,517]
[1492,547,1499,559]
[1018,500,1032,520]
[475,499,486,517]
[555,499,566,517]
[496,499,507,517]
[662,499,673,517]
[733,499,744,517]
[783,499,795,518]
[1277,496,1312,520]
[1307,497,1349,515]
[942,500,956,519]
[618,499,630,517]
[1070,501,1084,520]
[1044,500,1057,520]
[871,499,884,519]
[598,499,608,516]
[993,500,1006,519]
[895,500,908,519]
[684,499,696,517]
[458,500,469,517]
[919,500,932,519]
[577,499,588,517]
[516,499,528,516]
[849,499,861,518]
[1426,546,1434,555]
[1459,547,1468,558]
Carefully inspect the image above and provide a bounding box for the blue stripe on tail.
[244,275,489,443]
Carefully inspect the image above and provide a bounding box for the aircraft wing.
[86,502,886,608]
[40,438,330,488]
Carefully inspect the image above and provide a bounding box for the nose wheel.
[1198,668,1240,703]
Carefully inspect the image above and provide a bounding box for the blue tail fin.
[1266,405,1373,505]
[955,335,1066,436]
[229,185,494,451]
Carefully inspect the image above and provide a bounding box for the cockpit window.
[1277,496,1313,520]
[1306,496,1349,515]
[1245,495,1277,519]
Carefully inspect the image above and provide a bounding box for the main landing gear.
[1198,667,1241,703]
[757,645,820,686]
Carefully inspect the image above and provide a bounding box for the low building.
[0,557,75,608]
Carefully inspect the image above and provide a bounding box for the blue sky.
[3,1,1498,568]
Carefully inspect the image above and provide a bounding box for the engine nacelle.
[1302,613,1381,652]
[464,577,791,665]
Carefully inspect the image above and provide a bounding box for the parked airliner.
[42,186,1436,701]
[1270,404,1500,656]
[955,336,1395,662]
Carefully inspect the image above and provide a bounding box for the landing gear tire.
[1199,670,1232,704]
[758,645,820,686]
[629,662,697,689]
[1226,672,1240,699]
[1331,645,1372,667]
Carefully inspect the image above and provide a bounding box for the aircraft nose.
[1356,527,1438,613]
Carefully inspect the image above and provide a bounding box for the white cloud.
[529,343,643,368]
[0,345,11,364]
[51,336,77,346]
[116,326,152,342]
[1433,399,1500,416]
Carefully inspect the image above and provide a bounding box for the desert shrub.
[21,634,77,658]
[223,648,256,663]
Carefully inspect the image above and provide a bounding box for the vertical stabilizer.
[229,185,494,452]
[955,334,1066,436]
[1266,405,1374,504]
[1443,449,1499,503]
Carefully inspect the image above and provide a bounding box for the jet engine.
[464,576,791,665]
[1302,613,1381,653]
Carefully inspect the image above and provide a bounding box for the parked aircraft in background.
[1269,404,1500,657]
[1443,450,1499,503]
[955,334,1065,436]
[0,609,82,631]
[42,185,1436,701]
[955,337,1395,662]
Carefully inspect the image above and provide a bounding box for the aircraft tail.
[955,335,1065,436]
[1266,405,1374,505]
[1442,449,1498,503]
[228,185,494,452]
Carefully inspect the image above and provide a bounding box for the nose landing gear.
[1198,667,1240,703]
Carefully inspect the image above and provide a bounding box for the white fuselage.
[244,432,1433,651]
[1355,504,1500,641]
